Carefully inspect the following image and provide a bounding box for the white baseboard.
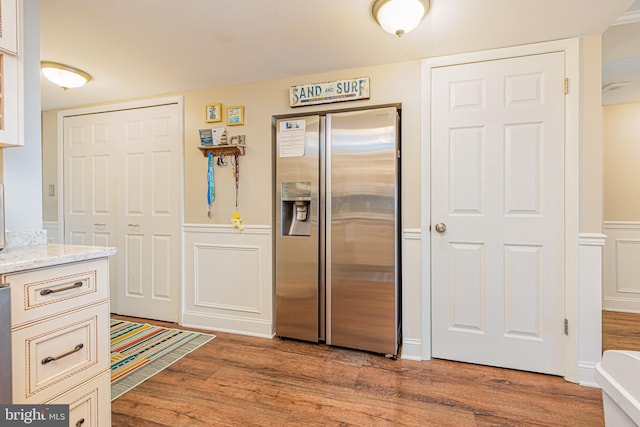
[577,362,599,388]
[182,310,274,339]
[401,338,422,361]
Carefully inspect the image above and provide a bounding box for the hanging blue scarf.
[207,152,215,218]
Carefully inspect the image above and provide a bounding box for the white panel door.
[64,104,182,323]
[64,113,119,260]
[116,104,182,322]
[431,52,566,375]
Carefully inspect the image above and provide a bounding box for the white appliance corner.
[183,224,273,337]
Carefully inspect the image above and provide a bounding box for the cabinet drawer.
[48,371,111,427]
[12,302,110,404]
[6,259,108,327]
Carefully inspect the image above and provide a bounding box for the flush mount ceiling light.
[372,0,430,37]
[602,82,630,91]
[40,61,92,90]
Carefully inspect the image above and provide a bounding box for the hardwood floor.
[602,310,640,352]
[111,315,605,427]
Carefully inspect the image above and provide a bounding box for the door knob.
[434,223,447,233]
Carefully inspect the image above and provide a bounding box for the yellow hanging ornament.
[231,211,244,232]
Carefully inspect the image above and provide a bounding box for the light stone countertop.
[0,244,117,274]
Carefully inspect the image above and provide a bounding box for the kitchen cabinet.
[0,0,22,147]
[0,245,115,426]
[0,50,22,147]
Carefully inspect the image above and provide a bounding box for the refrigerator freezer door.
[327,107,399,356]
[275,116,321,342]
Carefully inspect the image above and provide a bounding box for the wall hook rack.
[197,145,245,157]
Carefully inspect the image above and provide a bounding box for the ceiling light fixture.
[372,0,430,37]
[40,61,92,90]
[602,82,630,91]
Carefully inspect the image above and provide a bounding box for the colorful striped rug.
[110,319,215,400]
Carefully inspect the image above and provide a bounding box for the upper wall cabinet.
[0,0,22,147]
[0,0,19,55]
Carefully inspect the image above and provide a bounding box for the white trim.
[182,311,274,339]
[401,339,422,361]
[421,38,580,380]
[577,362,600,388]
[421,54,432,360]
[604,221,640,230]
[579,233,607,246]
[613,9,640,26]
[577,241,604,386]
[183,223,271,235]
[403,228,421,240]
[401,229,422,360]
[603,298,640,313]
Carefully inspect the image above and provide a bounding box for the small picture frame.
[226,106,244,126]
[230,135,245,147]
[230,135,246,155]
[204,103,222,123]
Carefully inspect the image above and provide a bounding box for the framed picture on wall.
[226,106,244,126]
[0,0,19,55]
[204,103,222,123]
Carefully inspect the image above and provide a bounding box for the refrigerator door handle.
[325,114,332,345]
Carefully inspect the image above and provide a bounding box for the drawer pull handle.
[40,281,84,296]
[41,343,84,365]
[75,418,85,427]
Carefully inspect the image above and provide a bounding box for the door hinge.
[564,318,569,335]
[397,149,401,159]
[564,78,569,95]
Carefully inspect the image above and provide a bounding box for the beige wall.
[579,35,604,232]
[41,110,57,222]
[42,60,423,229]
[604,102,640,221]
[182,61,422,227]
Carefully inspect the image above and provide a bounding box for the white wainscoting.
[183,224,273,338]
[603,222,640,313]
[43,221,59,243]
[401,229,422,360]
[577,233,606,387]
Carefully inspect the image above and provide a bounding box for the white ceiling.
[40,0,635,111]
[603,0,640,104]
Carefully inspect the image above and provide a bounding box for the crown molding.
[613,9,640,26]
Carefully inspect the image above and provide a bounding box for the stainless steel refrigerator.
[274,106,400,357]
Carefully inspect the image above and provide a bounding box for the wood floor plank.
[111,314,609,426]
[602,310,640,352]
